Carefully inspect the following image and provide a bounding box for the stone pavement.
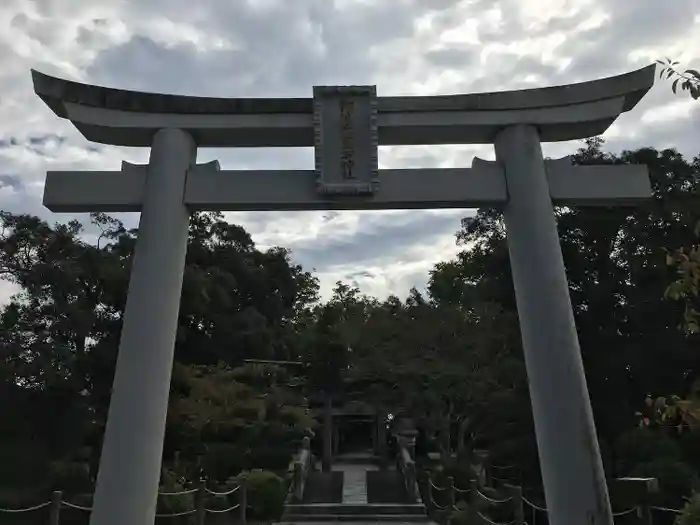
[338,462,378,504]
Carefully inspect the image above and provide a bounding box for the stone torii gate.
[32,65,655,525]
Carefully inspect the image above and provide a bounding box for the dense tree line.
[1,139,700,519]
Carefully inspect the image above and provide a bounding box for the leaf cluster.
[657,58,700,99]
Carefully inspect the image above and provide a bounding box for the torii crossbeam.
[32,65,656,525]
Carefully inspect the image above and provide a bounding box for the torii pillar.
[32,66,656,525]
[500,126,611,523]
[92,128,195,525]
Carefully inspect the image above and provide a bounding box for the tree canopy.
[2,138,700,512]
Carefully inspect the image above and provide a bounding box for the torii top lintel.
[31,65,655,148]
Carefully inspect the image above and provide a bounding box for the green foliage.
[0,486,59,525]
[335,286,524,460]
[666,245,700,333]
[247,448,296,473]
[429,138,700,491]
[430,457,479,494]
[676,492,700,525]
[447,506,472,525]
[631,459,698,508]
[168,361,313,482]
[48,460,92,494]
[425,460,509,525]
[657,58,700,100]
[0,441,51,488]
[181,212,319,366]
[234,470,287,521]
[157,468,196,517]
[0,208,318,513]
[658,59,700,335]
[200,443,245,484]
[638,390,700,434]
[444,484,512,525]
[0,210,319,490]
[678,431,700,473]
[615,427,682,476]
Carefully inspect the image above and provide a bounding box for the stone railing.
[425,472,666,525]
[0,478,247,525]
[426,477,524,525]
[290,436,314,503]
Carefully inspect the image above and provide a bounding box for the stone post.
[377,412,388,469]
[446,476,455,509]
[89,128,196,525]
[293,462,303,502]
[506,484,525,525]
[195,478,206,525]
[238,479,247,525]
[610,477,658,525]
[333,421,340,456]
[474,449,491,486]
[49,490,62,525]
[405,461,417,501]
[495,124,612,525]
[322,394,333,472]
[469,479,478,521]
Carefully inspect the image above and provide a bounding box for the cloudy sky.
[0,0,699,303]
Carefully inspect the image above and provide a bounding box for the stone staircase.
[279,454,433,524]
[281,503,430,522]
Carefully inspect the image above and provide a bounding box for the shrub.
[246,447,294,473]
[156,468,196,524]
[0,441,51,488]
[447,491,513,525]
[51,492,94,525]
[234,469,286,521]
[679,431,700,472]
[204,477,241,514]
[427,460,479,496]
[676,492,700,525]
[48,460,92,493]
[0,488,53,525]
[448,506,471,525]
[615,427,682,473]
[631,459,698,509]
[202,443,244,483]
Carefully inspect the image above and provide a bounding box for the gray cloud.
[288,210,466,270]
[0,174,23,190]
[0,0,698,303]
[85,1,429,97]
[0,134,68,152]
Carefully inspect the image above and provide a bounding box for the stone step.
[285,504,427,516]
[279,514,432,522]
[334,454,382,466]
[303,472,345,504]
[341,467,370,504]
[366,471,413,504]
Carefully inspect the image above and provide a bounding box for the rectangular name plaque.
[313,85,379,196]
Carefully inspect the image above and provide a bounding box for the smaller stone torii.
[32,64,656,525]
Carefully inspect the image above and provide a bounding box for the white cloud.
[0,279,21,304]
[642,99,698,124]
[0,0,699,306]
